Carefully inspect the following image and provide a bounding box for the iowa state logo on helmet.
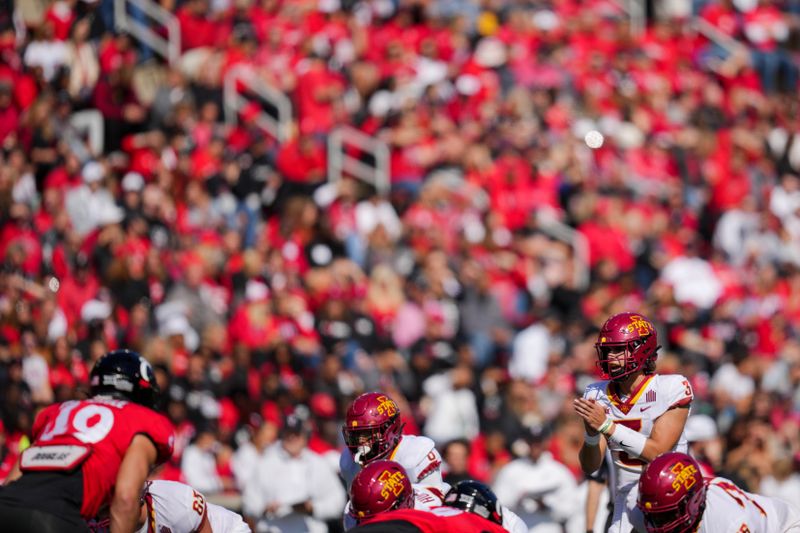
[375,395,398,417]
[626,315,653,336]
[379,469,407,498]
[671,461,699,492]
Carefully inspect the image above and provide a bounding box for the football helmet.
[349,460,414,522]
[637,452,707,533]
[342,392,404,464]
[90,349,161,410]
[444,480,503,525]
[595,312,659,380]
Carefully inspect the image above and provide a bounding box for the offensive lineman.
[90,480,251,533]
[574,312,693,533]
[347,479,517,533]
[638,452,800,533]
[346,459,446,529]
[347,462,526,533]
[0,349,174,533]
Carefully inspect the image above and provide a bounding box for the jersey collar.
[606,375,654,415]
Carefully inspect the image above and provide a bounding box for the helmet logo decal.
[140,359,151,382]
[670,462,698,492]
[626,315,652,336]
[375,396,398,417]
[378,469,406,498]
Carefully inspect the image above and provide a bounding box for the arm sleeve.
[310,455,347,521]
[140,412,175,464]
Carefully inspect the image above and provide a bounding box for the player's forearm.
[109,493,142,533]
[578,444,603,474]
[584,480,603,528]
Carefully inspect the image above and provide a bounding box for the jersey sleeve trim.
[192,503,209,533]
[669,396,692,409]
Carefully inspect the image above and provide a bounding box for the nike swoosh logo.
[640,405,653,412]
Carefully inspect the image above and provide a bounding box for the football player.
[637,452,800,533]
[574,312,693,533]
[345,460,444,529]
[0,350,174,533]
[340,392,447,496]
[89,480,251,533]
[347,479,512,533]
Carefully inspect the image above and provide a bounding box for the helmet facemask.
[343,415,402,465]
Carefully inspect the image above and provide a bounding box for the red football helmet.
[343,392,404,464]
[595,312,659,380]
[637,452,707,533]
[349,460,415,522]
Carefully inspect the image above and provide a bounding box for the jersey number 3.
[39,401,115,444]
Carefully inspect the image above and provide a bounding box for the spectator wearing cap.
[685,413,723,477]
[492,425,579,533]
[241,413,345,533]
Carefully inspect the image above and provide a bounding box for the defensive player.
[0,349,174,533]
[574,312,693,532]
[340,392,447,495]
[638,452,800,533]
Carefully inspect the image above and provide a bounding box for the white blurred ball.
[585,130,604,149]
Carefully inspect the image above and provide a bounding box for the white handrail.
[114,0,181,65]
[536,211,590,291]
[327,126,391,196]
[223,65,293,143]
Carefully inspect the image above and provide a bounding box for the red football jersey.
[363,507,508,533]
[24,398,174,519]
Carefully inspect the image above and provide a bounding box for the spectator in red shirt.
[743,0,797,93]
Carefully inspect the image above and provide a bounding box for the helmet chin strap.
[354,444,371,465]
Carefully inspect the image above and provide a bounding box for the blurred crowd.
[2,0,800,530]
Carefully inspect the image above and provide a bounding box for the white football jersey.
[697,478,800,533]
[136,480,251,533]
[583,373,693,492]
[340,434,446,492]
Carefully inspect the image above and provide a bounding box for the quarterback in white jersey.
[638,452,800,533]
[575,312,692,533]
[339,392,447,494]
